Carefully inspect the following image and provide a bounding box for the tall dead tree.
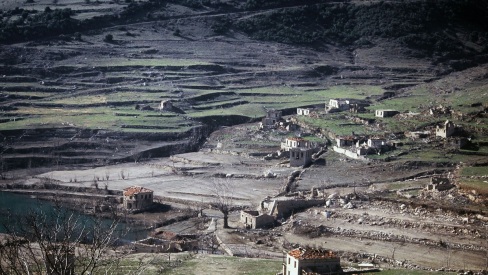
[211,180,235,229]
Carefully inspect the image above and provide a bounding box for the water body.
[0,191,148,241]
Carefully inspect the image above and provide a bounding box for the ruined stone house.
[335,136,356,147]
[426,177,453,191]
[281,137,316,151]
[123,186,153,211]
[435,120,456,138]
[290,147,314,167]
[375,109,399,118]
[160,100,173,111]
[367,138,386,149]
[349,103,368,113]
[240,210,274,229]
[262,197,324,219]
[326,99,369,113]
[325,99,350,113]
[260,109,282,129]
[283,248,342,275]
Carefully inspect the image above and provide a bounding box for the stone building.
[290,147,314,167]
[375,109,399,118]
[240,210,275,229]
[281,137,316,151]
[283,247,342,275]
[436,120,456,138]
[367,138,386,149]
[426,177,453,191]
[160,100,173,111]
[123,186,154,211]
[260,109,282,129]
[335,136,356,147]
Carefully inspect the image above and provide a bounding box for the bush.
[103,33,113,42]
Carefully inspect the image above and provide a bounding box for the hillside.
[1,1,488,273]
[0,0,487,170]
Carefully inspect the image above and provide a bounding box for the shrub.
[104,33,113,42]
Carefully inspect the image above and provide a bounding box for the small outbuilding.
[297,108,311,116]
[240,210,274,229]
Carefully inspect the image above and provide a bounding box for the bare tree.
[210,180,235,229]
[0,202,130,274]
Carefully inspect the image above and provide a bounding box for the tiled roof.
[123,186,153,196]
[288,248,337,260]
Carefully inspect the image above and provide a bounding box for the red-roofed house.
[123,186,154,211]
[283,247,342,275]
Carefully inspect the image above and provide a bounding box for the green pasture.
[297,115,372,136]
[0,106,193,133]
[460,166,488,177]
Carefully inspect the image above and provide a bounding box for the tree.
[104,34,113,42]
[0,202,130,274]
[210,180,235,229]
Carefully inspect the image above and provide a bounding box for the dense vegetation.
[0,0,487,63]
[235,0,488,57]
[0,0,167,44]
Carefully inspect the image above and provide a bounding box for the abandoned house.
[261,197,325,220]
[325,99,350,113]
[335,136,357,147]
[367,138,387,149]
[375,109,399,118]
[349,103,369,113]
[281,137,316,151]
[290,147,314,167]
[297,108,311,116]
[283,247,342,275]
[123,186,154,211]
[160,100,173,111]
[436,120,456,138]
[240,210,275,229]
[426,177,453,192]
[260,109,282,129]
[326,99,370,113]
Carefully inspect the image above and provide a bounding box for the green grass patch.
[297,115,372,136]
[0,106,194,133]
[163,255,282,275]
[460,166,488,177]
[188,103,265,118]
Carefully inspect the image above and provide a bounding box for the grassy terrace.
[0,106,193,133]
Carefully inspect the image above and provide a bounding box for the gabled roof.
[288,248,337,260]
[123,186,153,196]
